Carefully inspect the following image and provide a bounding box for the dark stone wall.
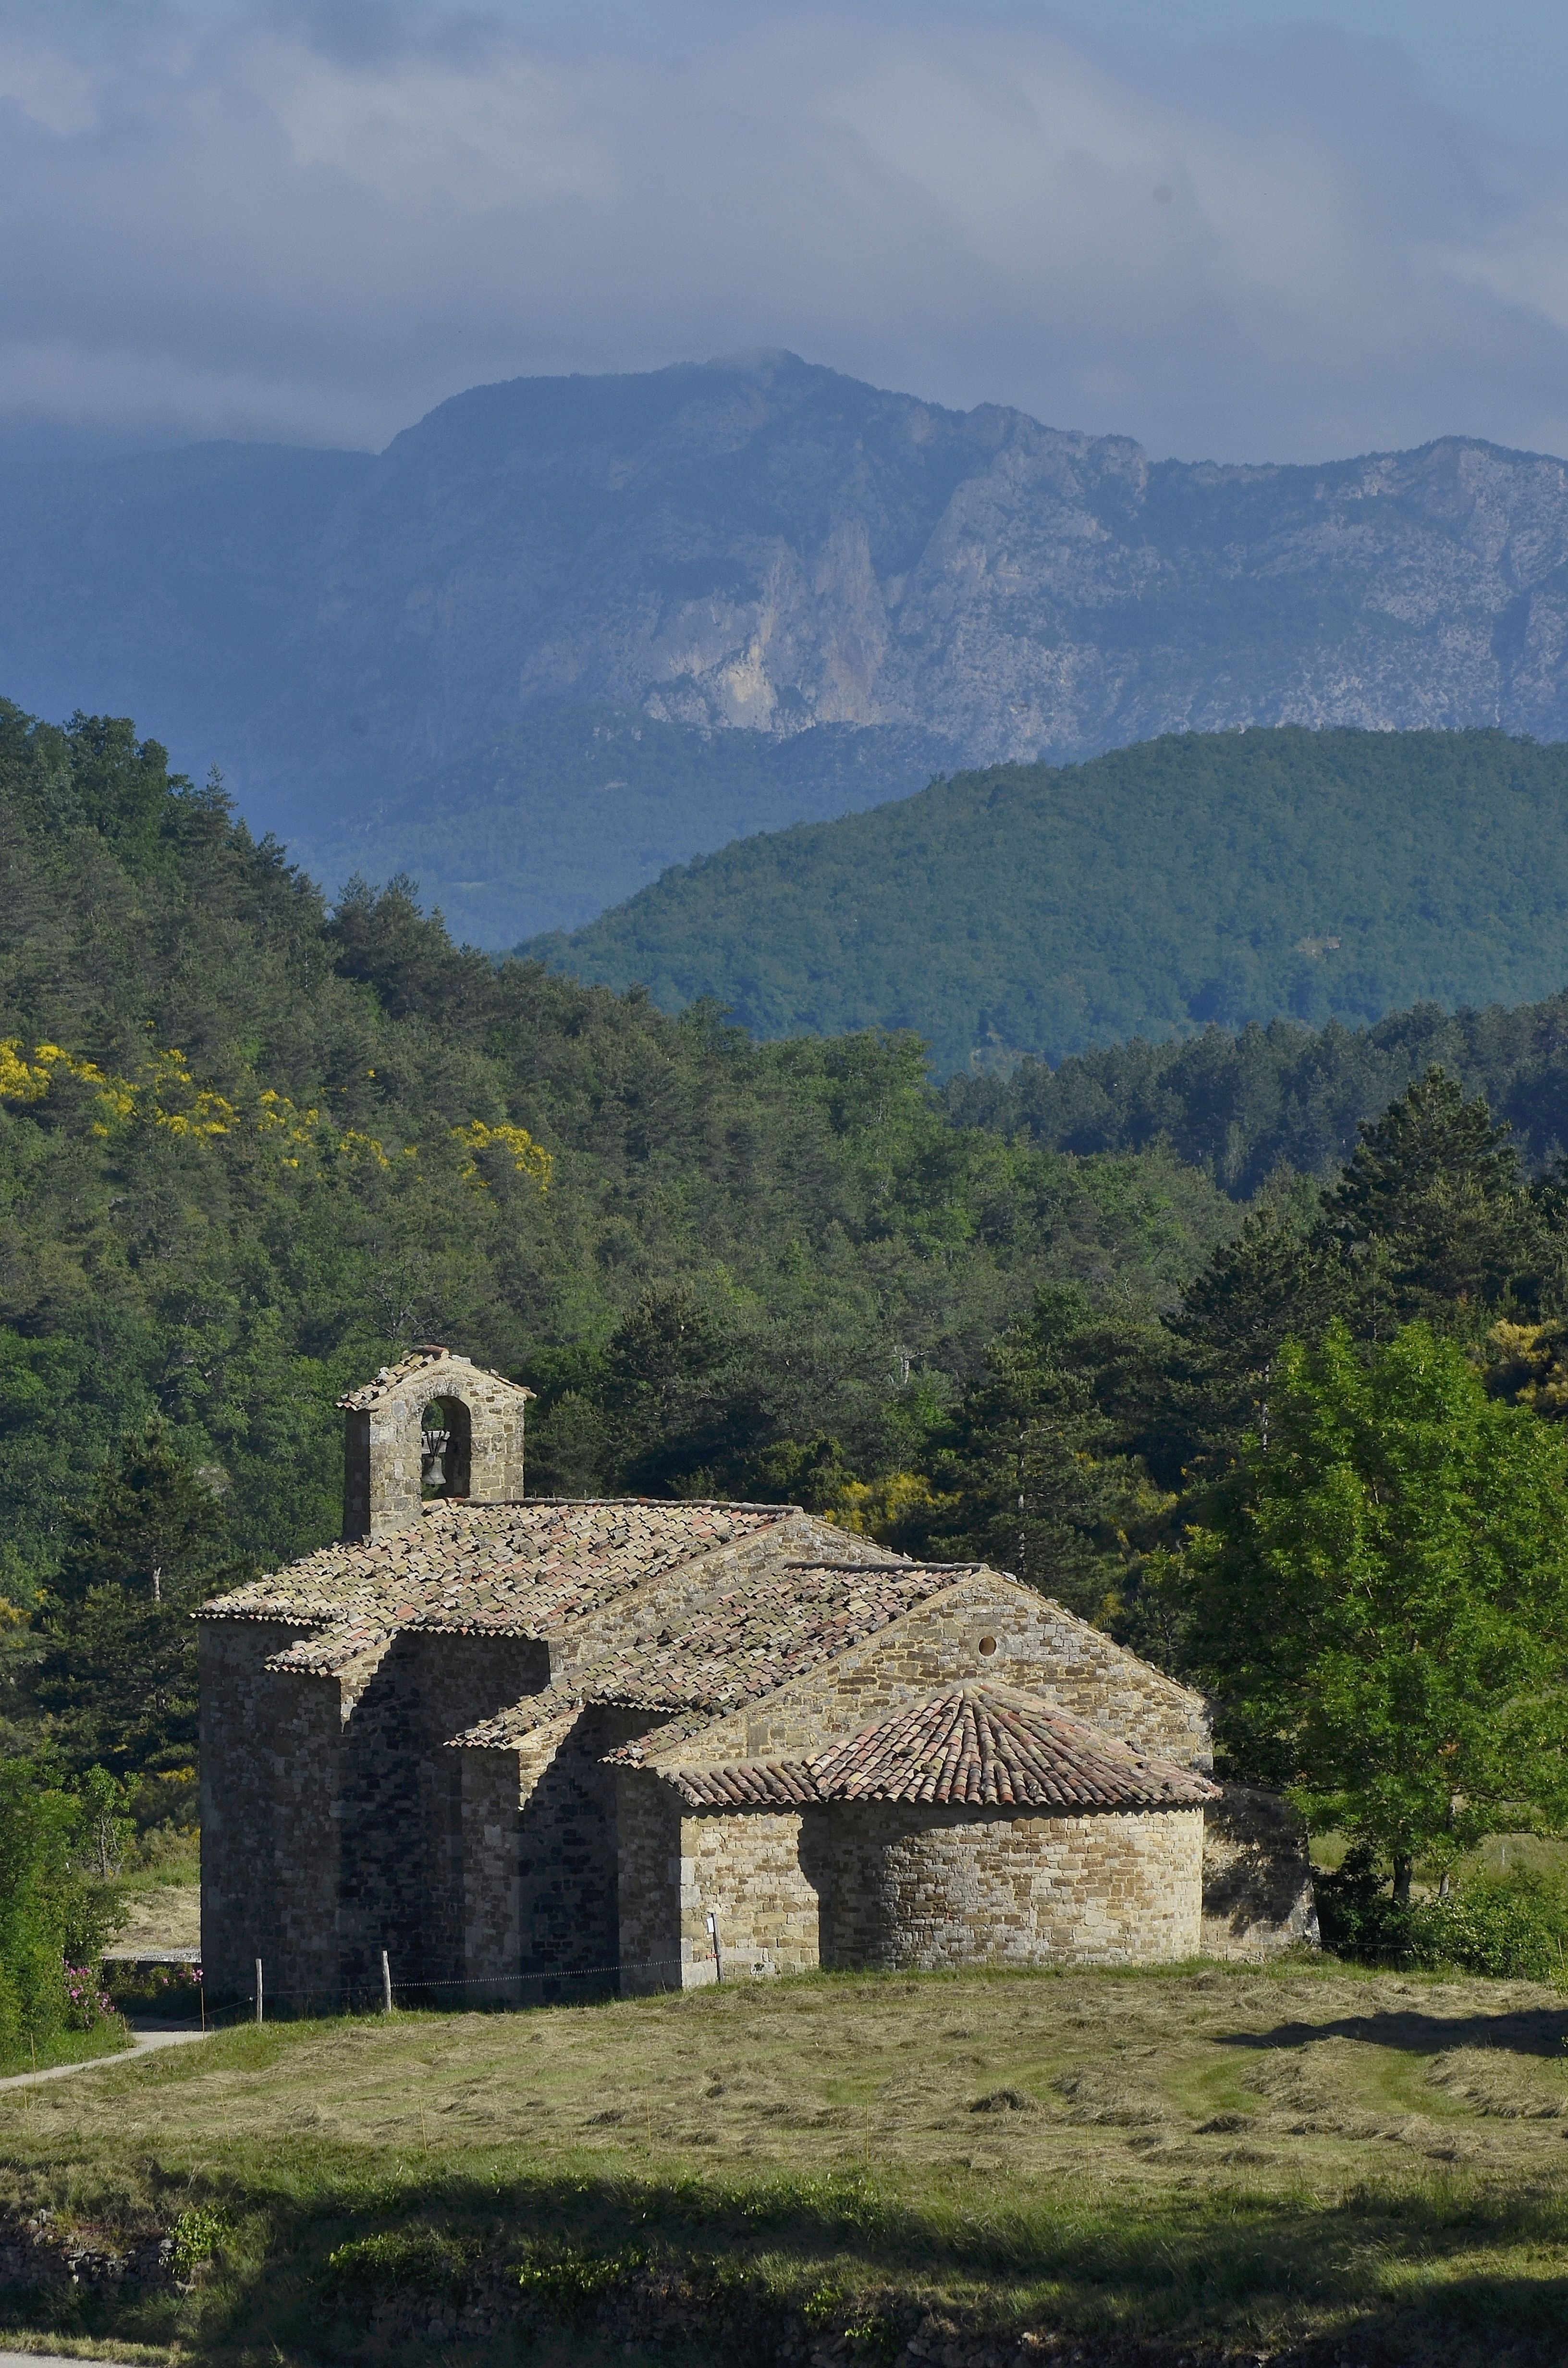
[615,1771,682,1995]
[335,1632,548,2000]
[198,1621,343,2014]
[514,1706,656,1998]
[201,1624,548,2012]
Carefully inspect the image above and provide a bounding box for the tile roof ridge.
[778,1558,987,1572]
[519,1498,802,1511]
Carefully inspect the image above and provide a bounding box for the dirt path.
[0,2028,209,2095]
[0,2353,159,2368]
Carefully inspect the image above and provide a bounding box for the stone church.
[198,1350,1311,2012]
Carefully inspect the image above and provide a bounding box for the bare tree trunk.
[1392,1854,1413,1907]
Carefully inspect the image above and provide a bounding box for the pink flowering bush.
[62,1966,117,2029]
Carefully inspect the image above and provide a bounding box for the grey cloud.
[4,0,1568,461]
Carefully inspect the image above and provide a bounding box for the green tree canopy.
[1167,1068,1559,1478]
[1322,1066,1548,1330]
[1189,1321,1568,1896]
[884,1288,1176,1623]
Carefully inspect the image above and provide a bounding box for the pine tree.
[32,1424,245,1776]
[897,1290,1174,1621]
[1322,1066,1548,1331]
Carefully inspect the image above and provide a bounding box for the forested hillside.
[0,697,1231,1742]
[945,995,1568,1196]
[530,729,1568,1073]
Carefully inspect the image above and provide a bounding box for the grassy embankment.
[104,1829,200,1957]
[0,1962,1566,2366]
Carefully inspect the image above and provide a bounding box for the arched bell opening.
[420,1395,473,1500]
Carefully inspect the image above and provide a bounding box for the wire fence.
[181,1951,715,2027]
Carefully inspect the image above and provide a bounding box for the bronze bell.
[421,1427,451,1491]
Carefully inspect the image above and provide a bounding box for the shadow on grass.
[1216,2002,1568,2059]
[51,2154,1558,2367]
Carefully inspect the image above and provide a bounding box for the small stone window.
[420,1396,473,1499]
[978,1635,997,1656]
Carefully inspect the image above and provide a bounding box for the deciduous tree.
[1189,1321,1568,1897]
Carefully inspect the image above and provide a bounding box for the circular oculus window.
[978,1635,997,1655]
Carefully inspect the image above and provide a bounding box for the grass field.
[2,1961,1568,2366]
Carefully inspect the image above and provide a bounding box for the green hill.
[527,729,1568,1075]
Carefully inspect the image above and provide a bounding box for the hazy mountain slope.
[0,441,373,777]
[526,729,1568,1075]
[9,352,1568,939]
[282,711,949,945]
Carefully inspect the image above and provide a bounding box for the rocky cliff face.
[6,349,1568,939]
[299,351,1568,771]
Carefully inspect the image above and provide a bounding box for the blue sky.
[6,0,1568,464]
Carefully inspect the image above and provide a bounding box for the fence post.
[381,1949,393,2013]
[705,1910,723,1985]
[255,1957,264,2025]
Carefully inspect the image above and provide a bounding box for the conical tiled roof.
[664,1683,1218,1811]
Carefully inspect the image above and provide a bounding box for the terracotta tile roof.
[197,1500,796,1674]
[335,1345,534,1411]
[658,1684,1220,1813]
[453,1557,943,1749]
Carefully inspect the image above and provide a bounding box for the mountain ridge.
[7,353,1568,940]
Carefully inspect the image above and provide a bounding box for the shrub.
[1318,1848,1568,1980]
[1413,1872,1568,1981]
[1314,1846,1410,1960]
[0,1761,120,2055]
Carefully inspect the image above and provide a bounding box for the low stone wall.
[820,1802,1205,1970]
[1200,1784,1318,1957]
[0,2207,178,2296]
[322,2237,1314,2367]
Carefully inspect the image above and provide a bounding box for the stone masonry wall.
[670,1572,1211,1773]
[820,1801,1205,1969]
[457,1740,546,2006]
[616,1770,683,1996]
[198,1621,344,2013]
[617,1784,824,1993]
[502,1704,658,1997]
[336,1631,546,1999]
[679,1809,821,1986]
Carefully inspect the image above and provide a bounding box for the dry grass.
[3,1961,1568,2363]
[43,1960,1568,2188]
[105,1886,200,1954]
